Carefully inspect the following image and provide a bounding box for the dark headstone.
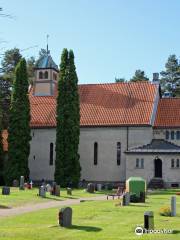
[2,186,10,195]
[140,192,146,203]
[55,185,60,197]
[59,207,72,227]
[87,183,95,193]
[51,182,56,195]
[144,211,154,230]
[13,179,19,187]
[67,188,72,195]
[122,192,130,206]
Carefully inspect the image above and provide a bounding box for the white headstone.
[19,176,24,190]
[171,196,176,217]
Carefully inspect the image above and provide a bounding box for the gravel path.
[0,195,107,218]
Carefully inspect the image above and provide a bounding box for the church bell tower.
[33,47,59,96]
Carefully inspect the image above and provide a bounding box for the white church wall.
[29,126,153,182]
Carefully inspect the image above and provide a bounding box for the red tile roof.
[2,130,8,152]
[30,82,158,128]
[154,98,180,128]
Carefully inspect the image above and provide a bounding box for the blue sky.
[0,0,180,84]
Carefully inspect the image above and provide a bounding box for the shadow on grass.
[130,204,150,207]
[173,230,180,234]
[0,205,11,209]
[50,224,102,232]
[44,196,63,201]
[69,225,102,232]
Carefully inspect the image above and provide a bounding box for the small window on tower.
[39,71,43,79]
[53,73,57,80]
[44,71,48,79]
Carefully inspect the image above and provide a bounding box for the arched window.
[165,130,169,140]
[117,142,121,165]
[94,142,98,165]
[44,71,48,79]
[171,131,175,140]
[49,143,53,165]
[176,159,179,168]
[39,71,43,79]
[53,73,57,80]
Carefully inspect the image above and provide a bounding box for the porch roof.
[126,139,180,153]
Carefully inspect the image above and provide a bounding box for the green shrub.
[159,206,171,216]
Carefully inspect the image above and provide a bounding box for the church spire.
[46,34,50,55]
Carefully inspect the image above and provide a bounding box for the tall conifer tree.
[55,49,81,187]
[5,58,31,185]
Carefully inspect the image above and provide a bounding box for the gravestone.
[46,184,52,192]
[67,188,72,195]
[51,182,56,195]
[13,179,19,187]
[87,183,95,193]
[2,186,10,195]
[171,196,176,217]
[59,207,72,227]
[97,184,102,191]
[19,176,25,190]
[122,192,130,206]
[39,185,46,198]
[140,192,146,203]
[144,211,154,230]
[55,185,60,197]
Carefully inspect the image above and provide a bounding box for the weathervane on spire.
[46,34,50,54]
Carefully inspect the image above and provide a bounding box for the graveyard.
[0,189,179,240]
[0,186,110,208]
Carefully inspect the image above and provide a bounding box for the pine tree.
[130,69,149,82]
[5,58,31,185]
[65,50,80,186]
[55,49,69,185]
[160,54,180,96]
[55,49,81,187]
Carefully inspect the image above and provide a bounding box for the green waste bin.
[126,177,146,198]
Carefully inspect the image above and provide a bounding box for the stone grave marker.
[39,185,46,198]
[140,192,146,203]
[87,183,95,193]
[122,192,130,206]
[67,188,72,195]
[46,184,52,192]
[19,176,25,190]
[59,207,72,227]
[51,182,56,195]
[144,211,154,230]
[2,186,10,195]
[55,185,60,197]
[171,196,176,217]
[13,179,19,187]
[97,183,102,191]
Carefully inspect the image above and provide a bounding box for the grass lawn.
[0,189,179,240]
[0,187,111,208]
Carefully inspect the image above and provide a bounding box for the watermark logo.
[135,226,144,236]
[135,226,173,235]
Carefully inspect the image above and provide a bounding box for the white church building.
[28,51,180,188]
